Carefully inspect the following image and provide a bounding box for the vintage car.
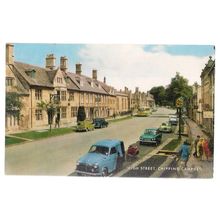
[75,139,126,176]
[169,115,178,125]
[76,120,94,132]
[93,118,109,128]
[159,122,172,133]
[139,128,162,146]
[136,109,150,117]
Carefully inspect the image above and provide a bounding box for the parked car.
[136,108,151,117]
[75,139,126,176]
[159,122,172,133]
[169,115,178,125]
[76,120,94,132]
[93,118,108,128]
[139,128,162,146]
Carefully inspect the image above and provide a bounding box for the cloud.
[78,44,209,92]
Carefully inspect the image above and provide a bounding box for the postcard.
[5,43,215,178]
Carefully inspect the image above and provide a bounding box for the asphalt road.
[5,107,175,176]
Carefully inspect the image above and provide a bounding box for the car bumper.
[139,140,157,144]
[75,170,102,176]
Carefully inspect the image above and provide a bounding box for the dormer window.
[6,77,14,86]
[25,69,36,78]
[57,77,63,83]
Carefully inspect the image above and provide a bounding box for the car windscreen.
[89,145,109,155]
[144,129,156,135]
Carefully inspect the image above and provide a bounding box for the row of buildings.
[5,44,155,133]
[188,56,215,138]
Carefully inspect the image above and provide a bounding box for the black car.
[93,118,109,128]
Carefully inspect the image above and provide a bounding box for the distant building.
[200,56,215,137]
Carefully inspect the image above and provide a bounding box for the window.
[57,77,63,83]
[61,107,67,118]
[61,91,66,101]
[71,107,78,117]
[110,147,117,155]
[35,109,43,120]
[35,89,42,100]
[69,92,74,101]
[6,77,14,86]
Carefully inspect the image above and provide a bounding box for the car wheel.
[102,168,108,177]
[139,141,142,145]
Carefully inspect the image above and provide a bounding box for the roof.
[93,139,121,148]
[13,61,54,88]
[66,72,110,95]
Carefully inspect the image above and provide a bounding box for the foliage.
[149,72,193,109]
[37,100,59,131]
[149,86,166,106]
[165,72,193,107]
[77,106,86,122]
[6,92,23,116]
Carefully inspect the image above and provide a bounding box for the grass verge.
[12,127,75,140]
[5,136,26,146]
[162,138,181,151]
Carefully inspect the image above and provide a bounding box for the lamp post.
[176,97,184,140]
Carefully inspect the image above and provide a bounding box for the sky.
[14,43,215,92]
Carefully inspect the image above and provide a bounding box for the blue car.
[75,139,125,176]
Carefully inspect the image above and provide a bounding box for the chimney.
[6,43,14,65]
[103,77,106,84]
[135,87,139,92]
[124,86,128,93]
[76,63,82,75]
[60,56,68,72]
[92,69,97,80]
[46,54,56,70]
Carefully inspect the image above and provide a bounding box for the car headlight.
[94,164,98,169]
[76,161,80,166]
[151,138,155,141]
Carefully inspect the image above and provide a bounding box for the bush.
[77,106,86,122]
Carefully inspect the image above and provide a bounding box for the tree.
[166,72,193,107]
[37,100,58,132]
[77,106,86,122]
[6,92,23,117]
[149,86,166,106]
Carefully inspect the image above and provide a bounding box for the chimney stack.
[76,63,82,75]
[6,43,14,65]
[60,56,68,72]
[103,77,106,84]
[92,69,97,80]
[46,54,56,70]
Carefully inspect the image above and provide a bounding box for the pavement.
[175,119,213,178]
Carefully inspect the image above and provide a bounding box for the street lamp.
[176,97,184,140]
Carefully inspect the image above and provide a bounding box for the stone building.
[115,87,131,115]
[200,56,215,137]
[131,87,155,110]
[189,83,202,125]
[5,44,117,133]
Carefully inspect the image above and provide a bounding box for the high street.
[5,107,175,176]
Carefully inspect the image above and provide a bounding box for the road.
[5,107,175,176]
